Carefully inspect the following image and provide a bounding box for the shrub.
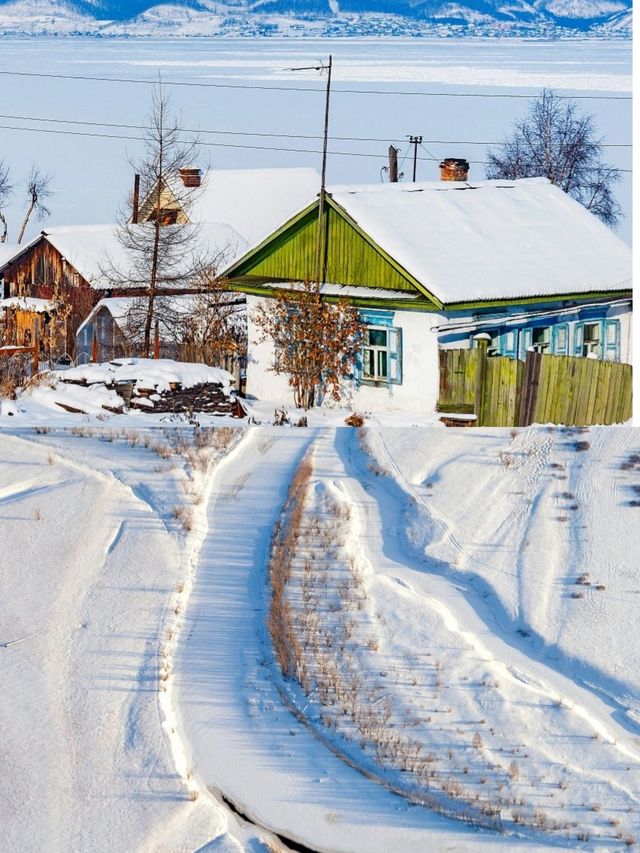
[345,413,365,427]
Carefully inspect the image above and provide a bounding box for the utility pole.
[408,135,423,182]
[316,55,332,286]
[388,145,399,182]
[287,56,333,286]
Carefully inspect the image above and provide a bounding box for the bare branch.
[253,281,364,410]
[16,166,53,244]
[486,89,622,228]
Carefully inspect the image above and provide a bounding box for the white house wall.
[608,303,632,363]
[246,295,443,413]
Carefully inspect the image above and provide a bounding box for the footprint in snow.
[395,577,412,591]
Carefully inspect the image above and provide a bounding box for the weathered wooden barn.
[0,167,321,358]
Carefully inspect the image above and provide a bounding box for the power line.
[0,69,632,101]
[0,121,434,161]
[0,122,632,173]
[0,112,631,149]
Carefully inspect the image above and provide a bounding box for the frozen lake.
[0,37,632,242]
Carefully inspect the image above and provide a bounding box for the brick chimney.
[439,158,469,182]
[179,167,202,188]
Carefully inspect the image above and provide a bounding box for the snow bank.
[59,358,234,393]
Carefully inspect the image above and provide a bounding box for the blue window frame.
[500,329,518,359]
[552,323,569,355]
[358,310,402,385]
[519,327,533,359]
[603,319,621,361]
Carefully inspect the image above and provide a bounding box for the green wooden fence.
[438,348,478,413]
[521,351,632,426]
[480,356,526,427]
[438,346,632,427]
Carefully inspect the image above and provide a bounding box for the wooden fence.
[438,345,632,427]
[519,350,632,427]
[437,348,477,413]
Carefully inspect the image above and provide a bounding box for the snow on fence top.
[327,178,632,304]
[59,358,234,393]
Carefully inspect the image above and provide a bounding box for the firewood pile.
[57,373,246,418]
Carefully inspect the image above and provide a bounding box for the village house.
[0,167,320,358]
[222,163,632,413]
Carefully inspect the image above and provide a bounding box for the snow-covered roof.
[0,223,249,291]
[184,167,320,245]
[0,296,55,313]
[323,178,631,304]
[0,242,19,269]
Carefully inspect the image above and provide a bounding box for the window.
[361,324,402,385]
[582,321,601,357]
[531,326,550,352]
[363,327,389,380]
[149,207,179,225]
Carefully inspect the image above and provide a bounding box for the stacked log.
[59,375,246,418]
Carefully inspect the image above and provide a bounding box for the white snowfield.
[0,422,638,852]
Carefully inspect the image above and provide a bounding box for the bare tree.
[177,269,247,367]
[253,280,364,410]
[486,89,622,227]
[16,166,53,244]
[120,267,245,366]
[103,84,207,356]
[0,160,13,243]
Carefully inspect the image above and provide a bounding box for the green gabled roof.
[224,196,443,310]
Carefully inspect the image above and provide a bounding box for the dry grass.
[171,505,193,532]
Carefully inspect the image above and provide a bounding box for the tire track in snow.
[1,429,255,852]
[355,428,640,767]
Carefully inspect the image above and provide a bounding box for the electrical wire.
[0,122,632,172]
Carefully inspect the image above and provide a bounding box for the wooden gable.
[2,237,88,298]
[226,197,442,309]
[137,179,189,225]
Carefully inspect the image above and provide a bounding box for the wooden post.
[132,173,140,224]
[315,55,332,287]
[388,145,399,182]
[92,329,98,363]
[473,333,490,427]
[154,319,160,359]
[33,318,40,374]
[408,135,423,182]
[518,350,541,427]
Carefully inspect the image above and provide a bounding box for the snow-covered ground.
[1,414,638,851]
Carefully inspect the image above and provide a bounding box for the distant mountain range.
[0,0,632,34]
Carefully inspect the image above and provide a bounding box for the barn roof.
[76,293,246,340]
[0,222,248,290]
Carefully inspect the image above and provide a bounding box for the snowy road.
[3,423,636,852]
[175,428,564,852]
